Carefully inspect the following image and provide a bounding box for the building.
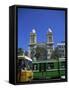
[29,29,37,60]
[46,28,54,59]
[29,27,54,60]
[56,42,65,58]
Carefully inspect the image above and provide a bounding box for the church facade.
[29,28,54,60]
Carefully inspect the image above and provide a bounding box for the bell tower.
[29,28,37,60]
[30,29,37,45]
[46,28,54,59]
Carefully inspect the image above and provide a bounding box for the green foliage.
[24,51,28,56]
[51,47,59,59]
[18,48,24,55]
[35,46,47,60]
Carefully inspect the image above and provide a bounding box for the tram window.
[18,58,32,71]
[46,63,54,69]
[18,59,25,70]
[40,63,45,71]
[25,60,32,70]
[33,64,38,70]
[27,63,32,70]
[21,60,26,69]
[61,62,65,68]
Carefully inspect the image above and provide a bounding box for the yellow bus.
[17,55,33,82]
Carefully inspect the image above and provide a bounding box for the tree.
[35,46,47,60]
[18,48,24,55]
[24,51,28,56]
[51,47,59,59]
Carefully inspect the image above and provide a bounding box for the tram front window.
[18,59,26,70]
[25,60,32,70]
[18,58,32,70]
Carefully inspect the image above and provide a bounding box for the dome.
[48,28,52,33]
[32,28,36,33]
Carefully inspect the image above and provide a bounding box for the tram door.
[39,63,46,79]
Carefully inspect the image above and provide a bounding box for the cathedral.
[29,28,54,60]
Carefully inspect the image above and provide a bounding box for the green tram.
[32,58,65,80]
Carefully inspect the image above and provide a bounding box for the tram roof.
[32,58,65,63]
[18,55,32,61]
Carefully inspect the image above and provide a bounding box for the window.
[31,35,35,43]
[58,45,61,48]
[25,60,32,70]
[61,62,65,68]
[18,59,25,70]
[46,63,54,69]
[33,64,38,70]
[49,36,52,42]
[38,63,46,72]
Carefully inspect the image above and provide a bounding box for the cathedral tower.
[30,29,37,45]
[46,28,54,59]
[29,29,37,59]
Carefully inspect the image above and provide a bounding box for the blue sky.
[18,8,65,51]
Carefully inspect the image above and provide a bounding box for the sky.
[18,8,65,51]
